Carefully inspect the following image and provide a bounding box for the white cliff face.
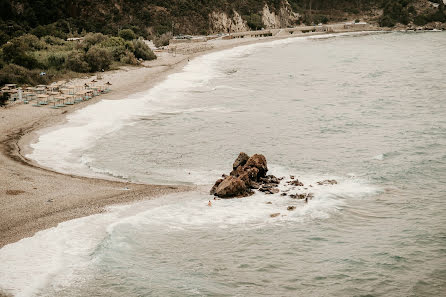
[262,4,280,28]
[209,10,249,33]
[261,2,300,29]
[209,0,300,33]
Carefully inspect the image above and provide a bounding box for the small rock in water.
[287,206,296,211]
[317,179,338,185]
[270,213,280,218]
[266,201,272,204]
[281,193,287,196]
[290,175,295,179]
[288,180,304,187]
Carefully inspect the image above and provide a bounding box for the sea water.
[1,31,445,296]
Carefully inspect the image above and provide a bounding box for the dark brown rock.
[213,176,252,198]
[239,167,260,186]
[270,213,280,218]
[232,152,250,170]
[245,154,268,177]
[317,180,338,185]
[288,180,304,187]
[230,164,245,177]
[287,206,296,211]
[210,178,223,195]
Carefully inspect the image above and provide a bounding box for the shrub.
[107,45,126,60]
[2,41,41,69]
[119,29,137,41]
[379,15,396,27]
[0,31,10,46]
[85,46,113,71]
[153,32,172,48]
[47,54,66,70]
[17,34,46,50]
[31,24,67,39]
[244,14,264,30]
[100,36,126,48]
[413,15,428,26]
[66,51,89,72]
[0,92,8,106]
[120,50,138,65]
[82,33,107,50]
[42,35,65,46]
[0,64,49,86]
[132,39,156,60]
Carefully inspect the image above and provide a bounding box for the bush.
[31,24,67,39]
[42,35,65,46]
[153,32,172,48]
[132,39,156,60]
[379,15,396,27]
[0,92,8,106]
[82,33,107,50]
[0,64,49,86]
[47,54,66,70]
[66,51,89,72]
[119,29,137,41]
[17,34,46,50]
[413,15,428,26]
[244,14,264,30]
[85,46,113,71]
[120,50,138,65]
[2,41,41,69]
[100,36,126,48]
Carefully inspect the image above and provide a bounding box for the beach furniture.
[54,95,66,108]
[6,89,19,102]
[64,94,75,105]
[87,87,98,98]
[60,87,75,95]
[35,87,46,94]
[23,92,36,104]
[74,91,85,103]
[36,94,49,106]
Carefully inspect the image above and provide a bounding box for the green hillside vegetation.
[0,29,156,86]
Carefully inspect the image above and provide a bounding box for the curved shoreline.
[0,28,385,249]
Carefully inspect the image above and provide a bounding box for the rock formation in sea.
[210,152,280,198]
[210,152,338,203]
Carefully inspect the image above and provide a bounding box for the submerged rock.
[287,206,296,211]
[288,179,304,187]
[317,179,338,185]
[270,213,280,218]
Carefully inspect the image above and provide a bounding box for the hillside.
[1,0,443,45]
[0,0,444,90]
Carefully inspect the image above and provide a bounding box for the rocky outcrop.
[209,11,249,33]
[261,2,300,29]
[210,153,339,212]
[211,152,277,198]
[211,176,250,198]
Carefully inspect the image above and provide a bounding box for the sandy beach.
[0,28,381,249]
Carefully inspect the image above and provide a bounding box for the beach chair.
[64,94,75,105]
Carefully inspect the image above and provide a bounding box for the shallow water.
[2,32,446,296]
